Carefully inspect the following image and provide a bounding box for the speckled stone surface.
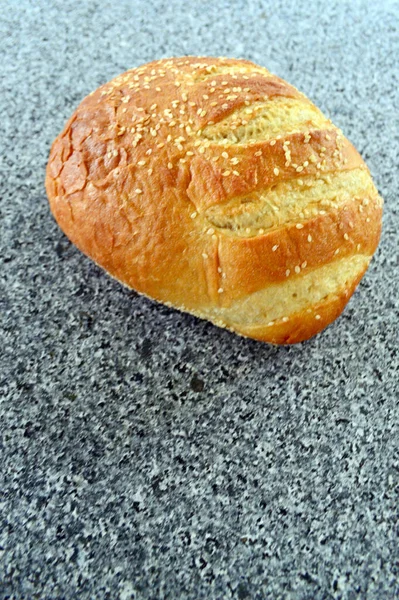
[1,1,399,598]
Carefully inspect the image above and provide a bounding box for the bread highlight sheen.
[45,57,383,344]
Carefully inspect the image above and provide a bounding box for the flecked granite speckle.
[1,1,399,598]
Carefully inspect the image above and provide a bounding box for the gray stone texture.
[1,1,398,598]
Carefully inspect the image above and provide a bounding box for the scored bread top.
[46,56,383,344]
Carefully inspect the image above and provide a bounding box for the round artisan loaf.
[46,56,383,344]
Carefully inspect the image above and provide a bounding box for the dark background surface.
[1,1,399,598]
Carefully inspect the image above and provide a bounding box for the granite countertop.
[1,1,398,598]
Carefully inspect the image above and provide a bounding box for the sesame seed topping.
[315,314,321,320]
[294,266,301,274]
[222,170,231,176]
[282,317,289,323]
[222,152,229,159]
[254,151,262,157]
[273,167,279,176]
[135,188,143,194]
[232,170,240,176]
[296,223,304,229]
[270,140,276,146]
[301,261,307,269]
[344,233,349,240]
[137,160,146,166]
[207,228,215,235]
[286,269,290,277]
[191,212,197,219]
[148,168,153,175]
[167,162,173,169]
[202,253,208,259]
[307,234,312,242]
[218,288,224,294]
[272,245,279,252]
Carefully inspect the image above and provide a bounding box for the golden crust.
[45,56,383,344]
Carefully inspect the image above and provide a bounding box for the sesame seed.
[272,245,279,252]
[230,157,240,165]
[267,321,275,327]
[148,168,153,175]
[199,147,205,154]
[301,261,307,269]
[344,233,349,240]
[186,151,194,156]
[270,140,276,146]
[137,160,146,166]
[191,212,197,218]
[202,253,208,259]
[254,151,262,157]
[296,223,304,229]
[259,229,265,234]
[294,266,301,274]
[222,152,229,159]
[233,170,240,176]
[218,288,224,294]
[207,228,215,235]
[286,269,290,277]
[296,166,304,173]
[135,189,143,194]
[282,317,289,323]
[315,314,321,320]
[167,162,173,169]
[273,167,279,176]
[307,234,312,242]
[222,170,231,176]
[334,248,340,255]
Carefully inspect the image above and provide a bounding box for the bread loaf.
[45,57,383,344]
